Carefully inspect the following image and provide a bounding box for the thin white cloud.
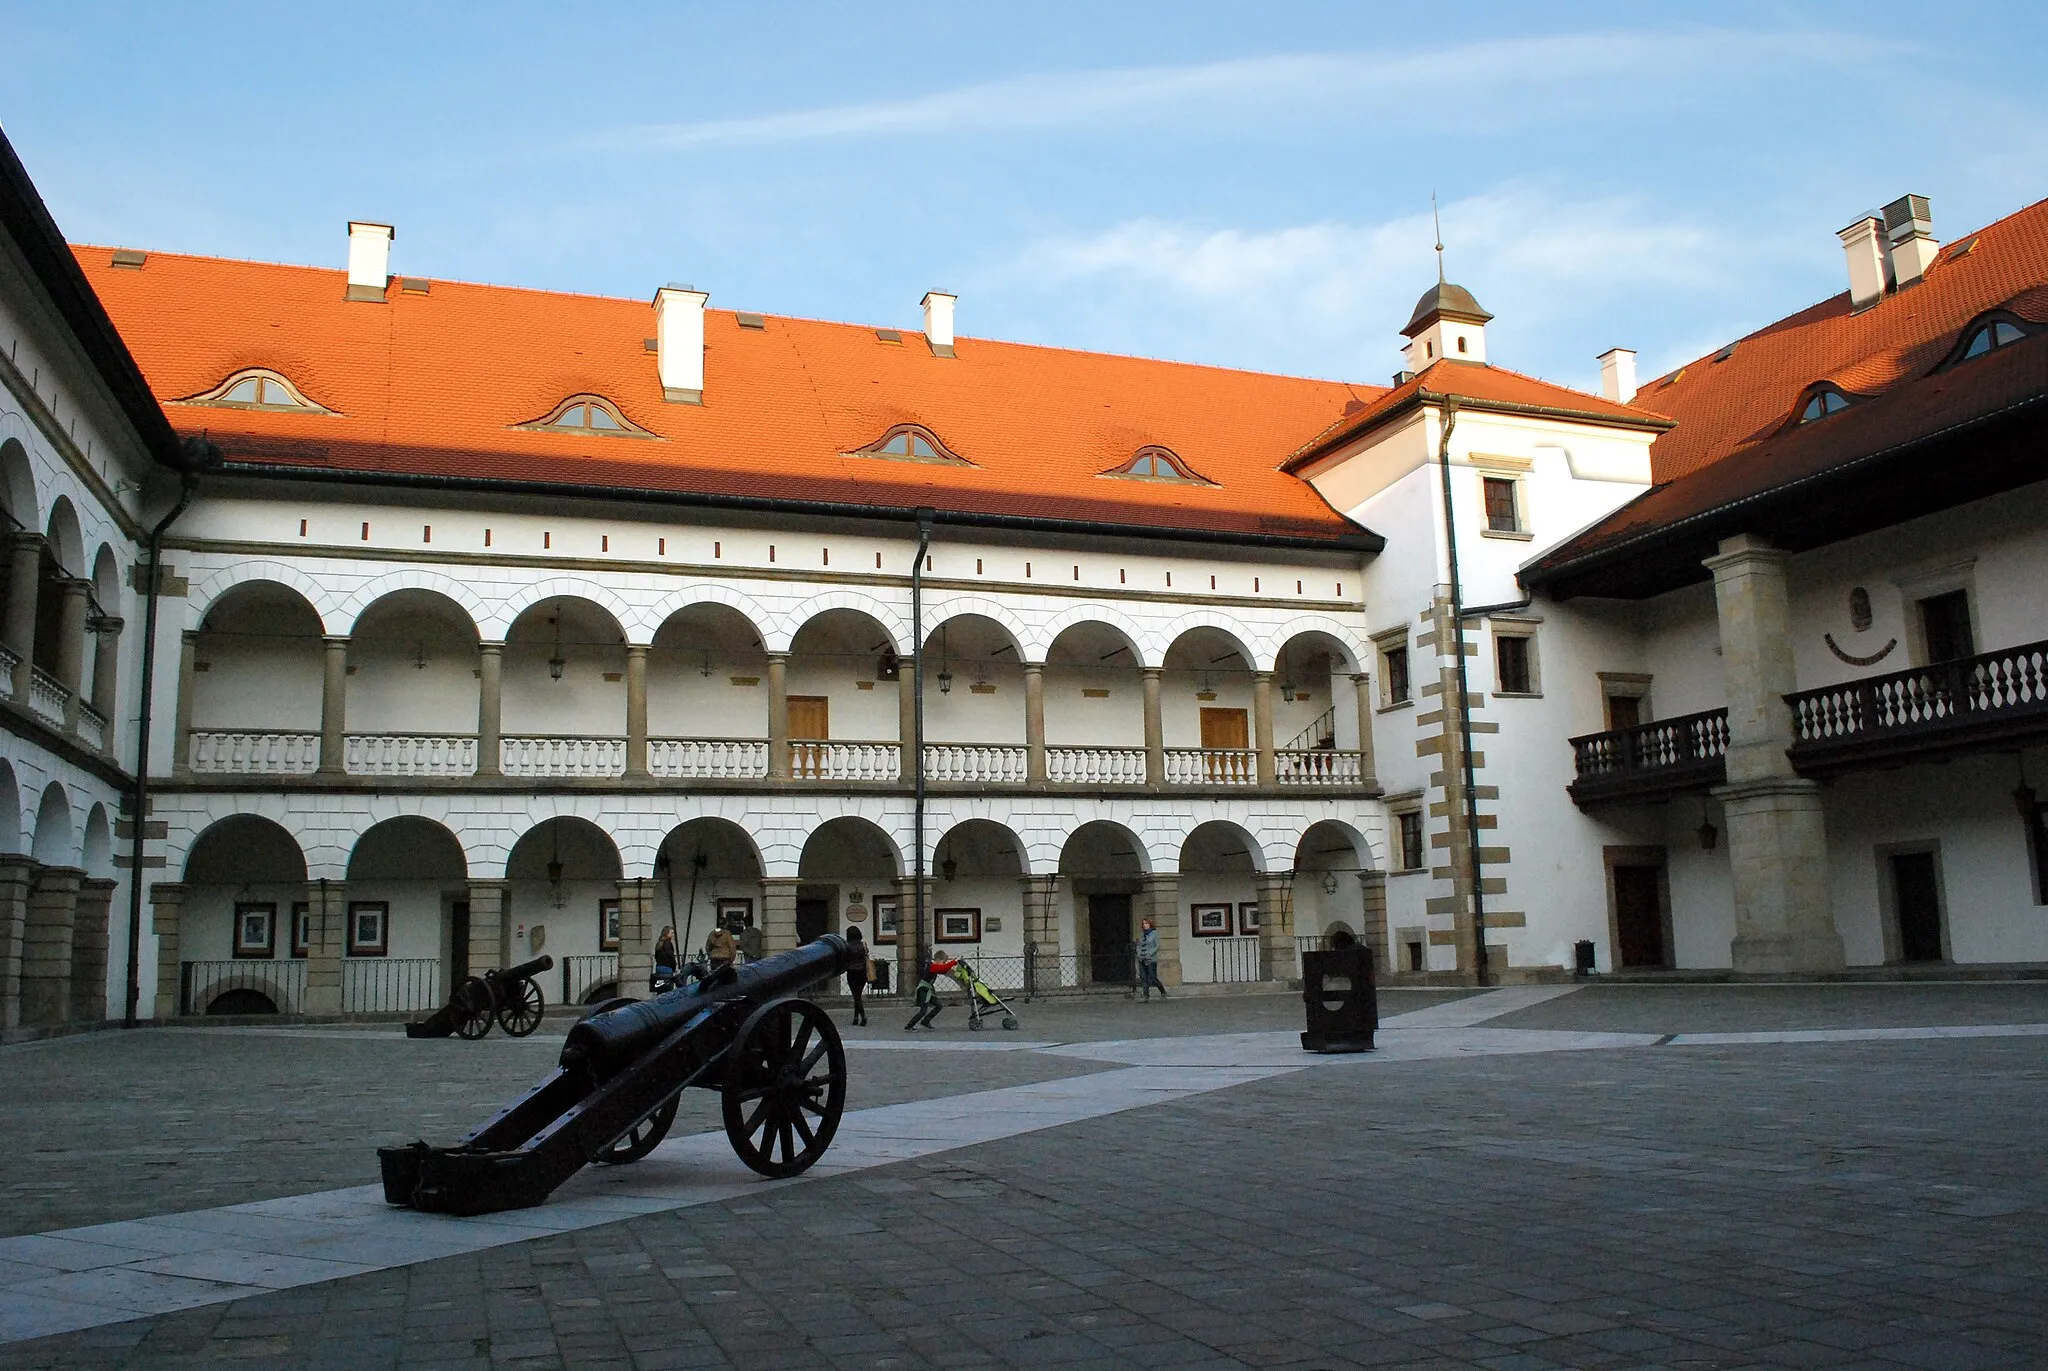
[584,28,1902,153]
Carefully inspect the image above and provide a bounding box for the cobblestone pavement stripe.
[1667,1021,2048,1045]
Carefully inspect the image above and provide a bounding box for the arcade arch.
[503,597,628,746]
[797,816,900,946]
[189,581,325,736]
[648,603,768,754]
[347,590,481,735]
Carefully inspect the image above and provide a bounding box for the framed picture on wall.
[935,908,981,944]
[233,902,276,959]
[347,902,389,957]
[716,897,753,932]
[1191,903,1233,937]
[599,898,621,952]
[1237,902,1261,936]
[290,902,311,958]
[872,896,899,944]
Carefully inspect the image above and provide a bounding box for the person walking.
[844,925,872,1025]
[905,951,953,1030]
[739,910,765,963]
[1136,918,1168,1001]
[705,916,737,972]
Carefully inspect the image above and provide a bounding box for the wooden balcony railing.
[188,730,322,775]
[345,733,477,777]
[791,739,899,781]
[1788,637,2048,775]
[1568,708,1729,807]
[1164,747,1257,786]
[1045,746,1146,785]
[649,737,769,779]
[1275,749,1364,786]
[924,743,1027,784]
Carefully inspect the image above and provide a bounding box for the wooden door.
[1200,707,1248,750]
[1612,865,1666,968]
[1891,853,1944,962]
[448,901,470,983]
[788,696,829,778]
[1606,694,1641,732]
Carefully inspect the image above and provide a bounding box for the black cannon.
[405,955,555,1040]
[379,935,862,1215]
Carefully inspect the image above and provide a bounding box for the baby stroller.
[935,953,1020,1031]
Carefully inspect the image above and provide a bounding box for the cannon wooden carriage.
[405,955,554,1040]
[379,935,861,1215]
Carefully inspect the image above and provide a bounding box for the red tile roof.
[74,247,1387,545]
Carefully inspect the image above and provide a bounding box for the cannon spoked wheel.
[497,978,546,1038]
[593,1093,680,1165]
[721,997,846,1179]
[450,977,494,1040]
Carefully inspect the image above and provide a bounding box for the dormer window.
[851,424,967,465]
[1794,386,1852,425]
[517,394,653,438]
[178,368,330,413]
[1959,318,2026,361]
[1108,446,1210,484]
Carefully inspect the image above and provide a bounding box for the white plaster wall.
[1175,871,1258,983]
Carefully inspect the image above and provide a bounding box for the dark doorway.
[1919,590,1974,663]
[795,898,831,947]
[1606,693,1641,732]
[1088,894,1133,983]
[1891,852,1944,962]
[449,901,470,982]
[1612,865,1667,968]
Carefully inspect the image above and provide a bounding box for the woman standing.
[844,925,873,1025]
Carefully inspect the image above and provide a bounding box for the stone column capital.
[89,614,124,635]
[477,640,505,657]
[625,643,649,660]
[1703,532,1790,576]
[7,530,45,553]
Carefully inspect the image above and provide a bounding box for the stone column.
[1357,869,1389,972]
[624,644,649,777]
[1141,667,1164,787]
[172,630,198,775]
[1140,874,1180,986]
[1023,663,1046,783]
[467,880,511,980]
[1350,672,1377,788]
[1018,873,1058,991]
[893,875,922,994]
[1253,871,1297,983]
[1252,670,1276,786]
[90,614,123,734]
[21,866,81,1025]
[615,876,655,998]
[5,532,40,697]
[302,880,348,1015]
[1704,534,1844,973]
[760,876,800,954]
[475,642,503,777]
[70,877,114,1022]
[148,881,187,1019]
[318,636,349,776]
[0,855,35,1028]
[766,653,790,780]
[55,578,88,730]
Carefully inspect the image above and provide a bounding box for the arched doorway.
[1179,821,1263,984]
[932,819,1028,960]
[1059,820,1148,985]
[654,818,764,976]
[346,817,469,1009]
[797,817,900,949]
[1294,820,1382,969]
[506,817,622,981]
[182,815,309,1014]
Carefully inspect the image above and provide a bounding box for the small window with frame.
[599,898,622,953]
[234,902,277,959]
[1481,475,1522,534]
[1380,642,1412,707]
[1397,810,1426,872]
[347,902,389,957]
[1494,632,1538,696]
[290,901,311,958]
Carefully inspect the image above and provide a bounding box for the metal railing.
[27,666,68,727]
[562,953,620,1004]
[1276,749,1363,786]
[341,957,442,1014]
[790,739,899,781]
[1045,745,1146,785]
[181,959,307,1015]
[0,642,17,701]
[1209,936,1264,983]
[1568,708,1729,804]
[345,733,477,777]
[923,743,1027,784]
[501,734,626,777]
[188,730,322,775]
[1283,705,1337,752]
[648,737,769,779]
[75,701,107,751]
[1788,637,2048,766]
[1164,747,1257,785]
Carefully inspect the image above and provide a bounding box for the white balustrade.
[76,702,107,752]
[649,737,770,779]
[345,733,478,777]
[188,730,322,774]
[1164,747,1257,785]
[27,666,67,727]
[791,740,899,781]
[0,642,18,701]
[1275,750,1364,786]
[923,743,1027,784]
[500,735,626,777]
[1044,746,1147,785]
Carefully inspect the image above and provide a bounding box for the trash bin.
[1300,944,1377,1054]
[1573,940,1597,977]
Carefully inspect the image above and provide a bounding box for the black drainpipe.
[1432,400,1489,987]
[909,509,935,975]
[124,447,210,1026]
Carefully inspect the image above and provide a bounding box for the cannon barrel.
[562,936,857,1083]
[495,954,554,984]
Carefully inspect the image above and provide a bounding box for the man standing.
[1137,918,1167,1001]
[705,916,737,972]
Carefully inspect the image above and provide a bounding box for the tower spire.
[1433,191,1446,285]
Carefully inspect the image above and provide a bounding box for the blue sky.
[6,2,2046,394]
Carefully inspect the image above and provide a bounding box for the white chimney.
[1597,347,1638,405]
[346,221,393,302]
[922,291,956,357]
[1838,215,1890,312]
[1883,194,1938,289]
[653,283,708,404]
